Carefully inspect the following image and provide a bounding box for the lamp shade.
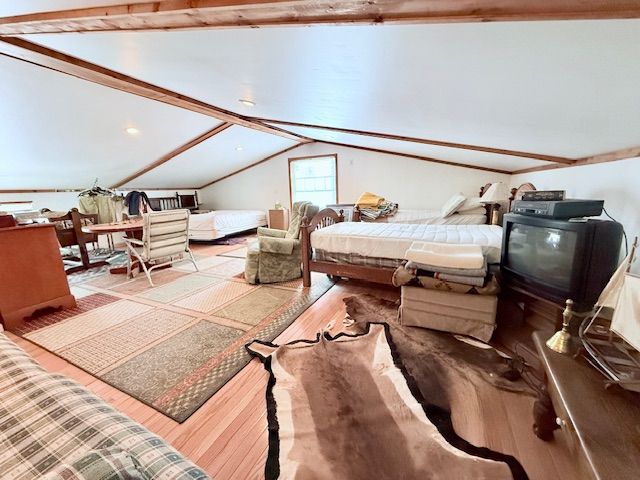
[481,182,509,203]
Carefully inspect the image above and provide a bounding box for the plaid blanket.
[0,333,209,480]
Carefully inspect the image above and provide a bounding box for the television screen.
[506,224,578,289]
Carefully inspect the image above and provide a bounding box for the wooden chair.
[49,208,108,274]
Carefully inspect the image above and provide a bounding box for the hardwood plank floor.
[6,280,577,480]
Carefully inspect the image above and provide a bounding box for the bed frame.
[301,183,536,287]
[300,208,396,287]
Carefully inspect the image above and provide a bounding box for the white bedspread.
[377,209,486,225]
[189,210,266,238]
[311,223,503,264]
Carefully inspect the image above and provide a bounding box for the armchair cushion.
[257,226,287,238]
[258,236,299,255]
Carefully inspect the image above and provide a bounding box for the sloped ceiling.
[31,21,640,158]
[274,126,551,172]
[0,54,217,189]
[123,126,297,189]
[1,18,639,190]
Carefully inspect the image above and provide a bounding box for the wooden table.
[532,331,640,480]
[82,219,143,274]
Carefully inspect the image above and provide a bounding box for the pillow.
[440,193,466,218]
[44,447,150,480]
[456,197,483,213]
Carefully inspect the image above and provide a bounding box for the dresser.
[0,224,76,330]
[532,332,640,480]
[268,208,289,230]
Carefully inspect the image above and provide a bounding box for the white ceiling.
[0,54,218,189]
[31,20,640,159]
[123,125,297,189]
[277,126,551,172]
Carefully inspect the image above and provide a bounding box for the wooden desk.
[532,332,640,480]
[0,224,76,331]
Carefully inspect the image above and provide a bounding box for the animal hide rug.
[247,321,528,480]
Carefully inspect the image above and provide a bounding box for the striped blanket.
[0,332,209,479]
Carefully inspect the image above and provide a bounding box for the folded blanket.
[392,264,499,295]
[434,272,486,287]
[405,260,487,278]
[405,241,484,269]
[356,191,385,208]
[418,275,500,296]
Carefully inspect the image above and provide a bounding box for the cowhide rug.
[247,294,532,480]
[333,294,535,411]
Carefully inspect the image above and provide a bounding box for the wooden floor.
[7,280,579,480]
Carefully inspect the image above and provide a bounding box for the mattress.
[310,223,503,264]
[373,208,487,225]
[189,210,266,239]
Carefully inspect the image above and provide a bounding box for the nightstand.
[268,209,289,230]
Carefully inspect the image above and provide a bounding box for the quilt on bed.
[0,333,208,480]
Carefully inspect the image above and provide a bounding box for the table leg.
[532,386,560,441]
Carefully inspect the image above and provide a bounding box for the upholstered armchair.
[245,201,319,284]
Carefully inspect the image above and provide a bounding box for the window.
[289,154,338,208]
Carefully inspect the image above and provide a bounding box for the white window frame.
[288,154,338,209]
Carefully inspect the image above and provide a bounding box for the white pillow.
[441,193,466,218]
[456,197,483,213]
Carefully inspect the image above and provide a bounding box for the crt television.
[501,213,623,311]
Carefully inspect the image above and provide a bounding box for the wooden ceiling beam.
[199,142,306,189]
[111,122,233,188]
[1,1,639,35]
[321,140,512,175]
[257,118,574,164]
[0,37,306,142]
[512,146,640,174]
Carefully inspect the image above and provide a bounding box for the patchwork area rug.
[247,323,528,480]
[18,242,333,422]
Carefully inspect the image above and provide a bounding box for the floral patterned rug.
[19,242,333,422]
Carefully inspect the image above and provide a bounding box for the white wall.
[511,157,640,268]
[0,189,201,214]
[200,142,510,210]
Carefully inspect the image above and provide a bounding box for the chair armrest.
[257,227,287,238]
[259,236,299,255]
[124,237,144,246]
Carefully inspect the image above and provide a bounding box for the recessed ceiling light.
[235,146,244,151]
[125,127,140,135]
[238,99,255,107]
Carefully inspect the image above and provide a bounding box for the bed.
[0,331,208,479]
[333,183,508,225]
[362,208,489,225]
[301,183,536,286]
[189,209,267,240]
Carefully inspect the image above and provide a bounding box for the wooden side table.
[532,331,640,480]
[0,224,76,331]
[268,209,289,230]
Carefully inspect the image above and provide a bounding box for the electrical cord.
[602,207,628,257]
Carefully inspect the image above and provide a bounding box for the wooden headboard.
[509,183,536,211]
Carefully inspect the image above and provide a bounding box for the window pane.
[290,156,337,208]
